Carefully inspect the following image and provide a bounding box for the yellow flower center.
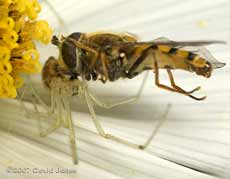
[0,0,53,98]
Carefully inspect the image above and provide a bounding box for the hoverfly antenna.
[51,35,60,46]
[61,35,67,41]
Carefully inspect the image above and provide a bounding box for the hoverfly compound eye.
[68,32,82,41]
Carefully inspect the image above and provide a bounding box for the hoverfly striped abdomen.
[156,45,216,78]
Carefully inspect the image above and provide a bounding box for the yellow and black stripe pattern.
[157,45,207,68]
[158,45,197,60]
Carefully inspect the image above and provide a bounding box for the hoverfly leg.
[153,57,178,93]
[153,55,206,100]
[165,67,206,100]
[68,37,99,74]
[186,86,201,94]
[166,67,201,94]
[187,94,206,100]
[100,53,109,81]
[88,54,98,72]
[68,38,98,55]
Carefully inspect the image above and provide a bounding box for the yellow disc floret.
[0,0,52,98]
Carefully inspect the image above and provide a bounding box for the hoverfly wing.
[130,39,226,47]
[167,40,226,69]
[150,39,226,46]
[152,37,172,43]
[122,32,139,42]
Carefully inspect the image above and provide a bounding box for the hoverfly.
[22,31,225,164]
[50,32,225,100]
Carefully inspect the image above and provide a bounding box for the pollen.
[198,20,207,28]
[0,0,52,98]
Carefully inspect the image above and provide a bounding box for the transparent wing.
[122,32,139,41]
[130,38,226,49]
[193,47,225,69]
[152,37,172,43]
[171,45,225,69]
[149,38,226,46]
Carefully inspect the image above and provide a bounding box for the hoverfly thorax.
[103,45,127,81]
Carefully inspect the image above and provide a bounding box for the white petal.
[1,0,230,178]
